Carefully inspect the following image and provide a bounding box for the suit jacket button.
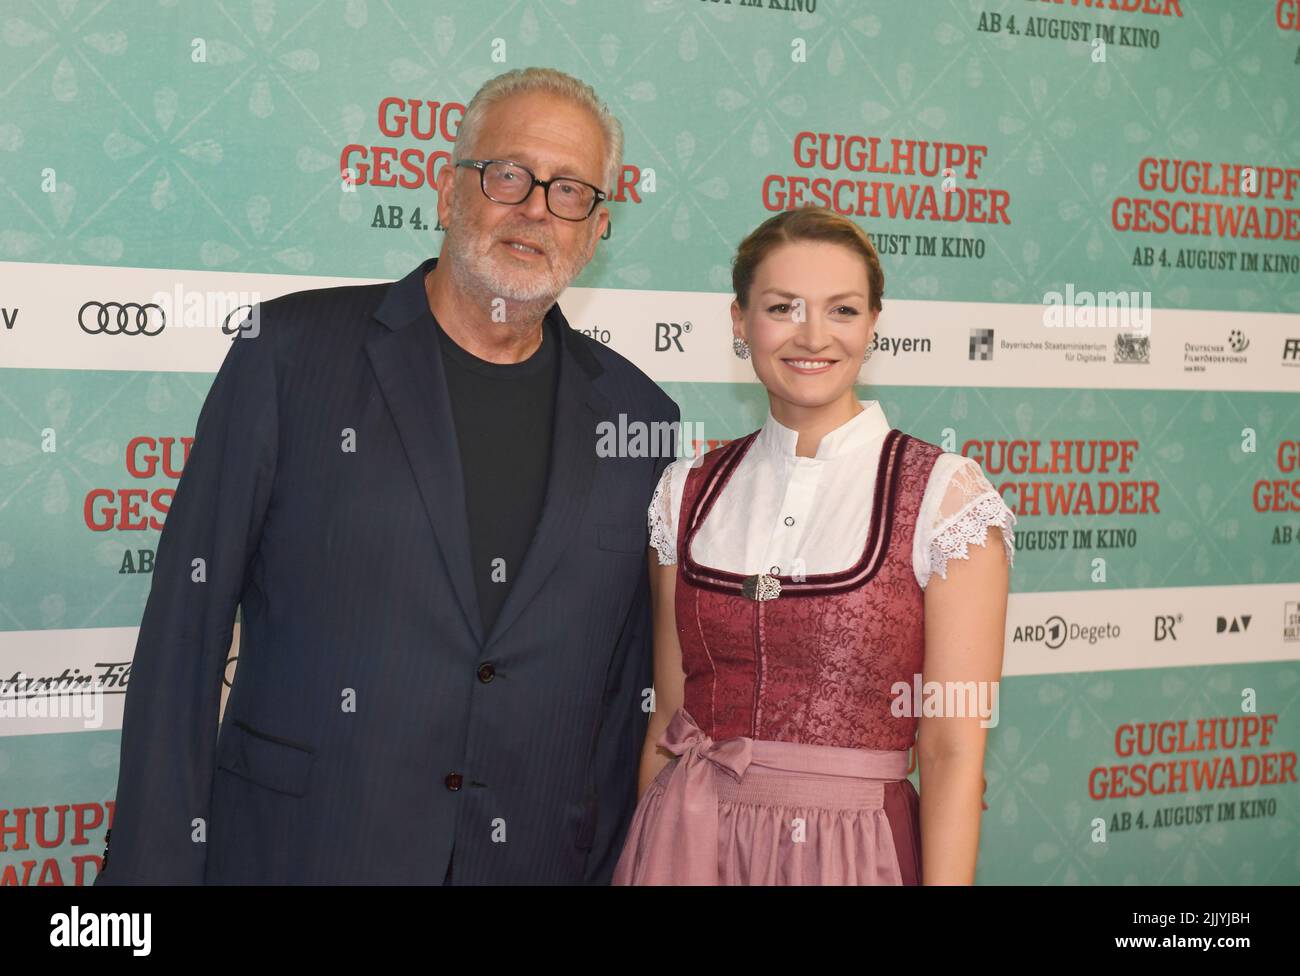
[477,662,496,683]
[445,773,463,791]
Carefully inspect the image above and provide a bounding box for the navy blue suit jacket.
[96,256,679,883]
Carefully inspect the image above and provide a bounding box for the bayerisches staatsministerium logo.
[1113,332,1150,364]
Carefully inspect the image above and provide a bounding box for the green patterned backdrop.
[1,0,1298,885]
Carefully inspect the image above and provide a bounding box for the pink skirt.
[613,708,920,886]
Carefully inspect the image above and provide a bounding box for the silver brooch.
[741,573,782,601]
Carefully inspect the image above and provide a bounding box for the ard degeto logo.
[1013,614,1120,649]
[79,301,165,336]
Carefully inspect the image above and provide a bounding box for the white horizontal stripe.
[1,260,1296,392]
[1,582,1295,737]
[1000,582,1300,677]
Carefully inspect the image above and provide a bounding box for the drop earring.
[732,337,750,360]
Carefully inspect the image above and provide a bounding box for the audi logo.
[78,301,166,336]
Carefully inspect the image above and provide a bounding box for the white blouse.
[649,400,1017,589]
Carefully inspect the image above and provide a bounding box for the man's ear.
[435,160,456,230]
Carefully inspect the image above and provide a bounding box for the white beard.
[444,195,594,304]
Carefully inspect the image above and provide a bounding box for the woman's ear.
[861,309,878,349]
[730,298,745,341]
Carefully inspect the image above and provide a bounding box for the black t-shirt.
[433,311,559,639]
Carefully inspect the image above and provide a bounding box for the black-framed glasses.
[455,158,607,221]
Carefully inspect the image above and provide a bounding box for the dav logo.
[1216,614,1252,634]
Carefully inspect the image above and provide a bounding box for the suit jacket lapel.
[366,257,611,650]
[485,318,610,647]
[367,257,484,645]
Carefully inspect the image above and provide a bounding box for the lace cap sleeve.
[648,460,681,566]
[917,455,1017,588]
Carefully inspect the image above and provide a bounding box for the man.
[96,67,679,884]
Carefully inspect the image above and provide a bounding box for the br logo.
[654,321,691,352]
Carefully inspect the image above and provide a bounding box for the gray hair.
[452,66,624,196]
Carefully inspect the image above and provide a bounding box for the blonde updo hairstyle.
[731,205,885,314]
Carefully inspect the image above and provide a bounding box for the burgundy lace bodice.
[674,428,943,752]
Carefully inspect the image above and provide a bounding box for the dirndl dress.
[613,427,941,886]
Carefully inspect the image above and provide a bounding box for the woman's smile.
[781,357,839,374]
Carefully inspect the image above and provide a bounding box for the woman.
[612,205,1015,886]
